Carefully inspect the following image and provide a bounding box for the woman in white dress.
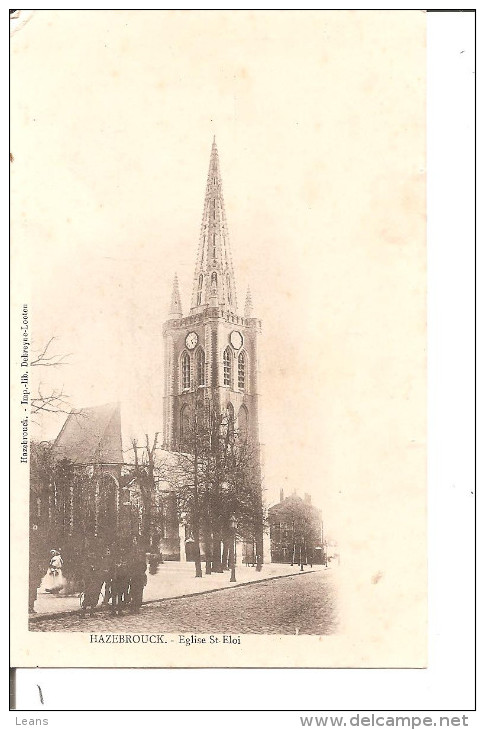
[43,549,66,594]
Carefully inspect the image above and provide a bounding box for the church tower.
[162,139,262,454]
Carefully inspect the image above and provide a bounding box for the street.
[30,569,338,635]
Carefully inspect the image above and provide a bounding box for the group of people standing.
[81,543,148,617]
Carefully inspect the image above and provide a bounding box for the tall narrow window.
[181,352,190,390]
[196,348,205,386]
[197,274,203,306]
[211,271,218,288]
[226,274,232,305]
[212,232,216,259]
[223,347,231,386]
[238,351,246,390]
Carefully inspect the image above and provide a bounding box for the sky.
[11,10,426,545]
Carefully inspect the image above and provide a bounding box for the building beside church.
[162,139,265,565]
[268,491,325,565]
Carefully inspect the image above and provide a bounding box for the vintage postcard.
[10,9,426,669]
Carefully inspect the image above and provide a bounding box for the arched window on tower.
[197,274,203,306]
[196,348,206,386]
[212,233,216,259]
[211,271,218,289]
[181,352,190,391]
[238,351,246,391]
[223,347,232,387]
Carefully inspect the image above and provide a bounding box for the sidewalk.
[31,562,327,620]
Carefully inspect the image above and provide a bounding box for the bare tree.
[31,385,72,419]
[128,434,162,552]
[283,500,320,569]
[30,337,71,368]
[30,337,73,421]
[216,417,265,571]
[175,391,265,578]
[174,389,211,578]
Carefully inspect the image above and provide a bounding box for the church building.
[162,139,262,456]
[162,139,264,565]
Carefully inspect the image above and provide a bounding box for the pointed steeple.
[190,139,238,313]
[169,273,183,318]
[244,286,253,318]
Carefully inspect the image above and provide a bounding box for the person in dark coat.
[80,560,104,617]
[128,550,147,614]
[99,547,114,607]
[110,555,130,616]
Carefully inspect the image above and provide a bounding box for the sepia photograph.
[11,9,427,669]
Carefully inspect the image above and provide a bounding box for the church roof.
[189,138,238,314]
[52,402,123,465]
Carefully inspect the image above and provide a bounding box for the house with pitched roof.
[268,491,324,565]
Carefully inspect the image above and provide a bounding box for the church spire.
[190,139,238,313]
[244,285,253,317]
[169,273,183,318]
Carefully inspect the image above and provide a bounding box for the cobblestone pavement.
[30,569,338,635]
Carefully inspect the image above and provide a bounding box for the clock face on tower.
[230,330,243,350]
[185,331,198,350]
